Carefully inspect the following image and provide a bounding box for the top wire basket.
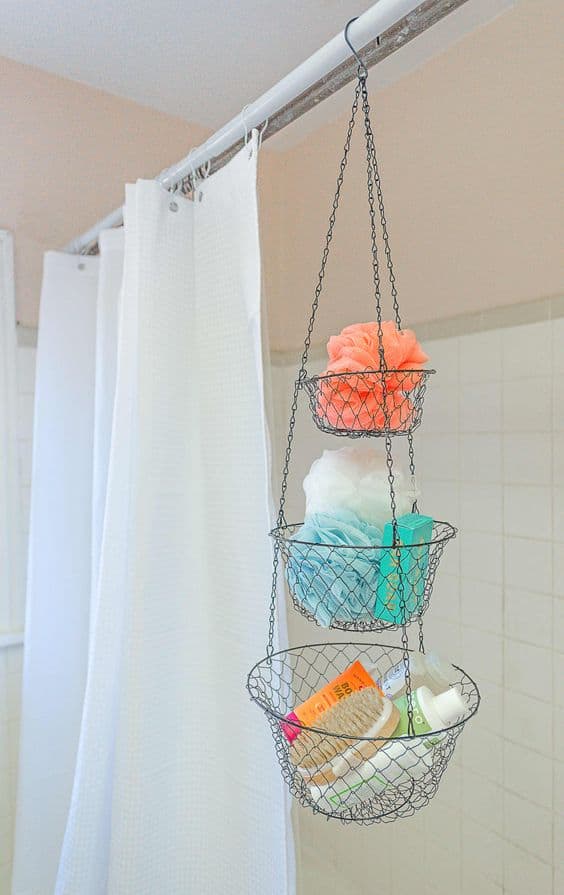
[301,368,435,437]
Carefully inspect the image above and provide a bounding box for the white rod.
[64,0,421,254]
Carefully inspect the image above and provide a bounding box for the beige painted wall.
[268,0,563,350]
[0,53,286,339]
[0,56,210,327]
[2,0,562,349]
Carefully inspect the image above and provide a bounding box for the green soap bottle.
[393,685,466,746]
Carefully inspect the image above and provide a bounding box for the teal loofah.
[285,509,382,627]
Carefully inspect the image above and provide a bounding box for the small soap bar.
[374,513,433,624]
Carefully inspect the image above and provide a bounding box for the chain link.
[360,81,401,330]
[383,432,415,735]
[407,432,418,502]
[359,77,386,372]
[267,84,361,658]
[417,615,426,654]
[407,429,425,655]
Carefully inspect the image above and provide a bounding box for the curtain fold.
[0,232,22,633]
[12,252,99,895]
[91,229,124,607]
[14,136,293,895]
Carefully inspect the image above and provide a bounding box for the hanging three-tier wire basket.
[247,21,479,825]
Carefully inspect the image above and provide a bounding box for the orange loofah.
[325,321,428,383]
[315,321,428,432]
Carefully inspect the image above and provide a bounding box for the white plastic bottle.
[308,685,466,813]
[374,651,453,700]
[392,684,465,738]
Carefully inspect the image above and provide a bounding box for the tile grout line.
[550,317,556,894]
[456,336,463,895]
[501,326,507,894]
[270,295,564,366]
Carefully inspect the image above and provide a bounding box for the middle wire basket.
[271,519,457,631]
[247,642,480,825]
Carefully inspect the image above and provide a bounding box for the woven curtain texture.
[12,252,99,895]
[91,228,124,610]
[191,136,293,894]
[54,137,293,895]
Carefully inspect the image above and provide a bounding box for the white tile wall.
[0,339,35,893]
[272,311,562,895]
[8,314,562,891]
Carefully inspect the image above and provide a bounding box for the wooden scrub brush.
[289,687,400,786]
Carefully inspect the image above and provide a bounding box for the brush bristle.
[289,687,385,768]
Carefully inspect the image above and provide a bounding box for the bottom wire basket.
[247,642,479,825]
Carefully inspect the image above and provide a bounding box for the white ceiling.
[0,0,515,146]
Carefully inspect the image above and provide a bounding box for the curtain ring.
[186,149,199,193]
[258,118,269,151]
[241,105,251,146]
[196,159,210,203]
[168,179,181,212]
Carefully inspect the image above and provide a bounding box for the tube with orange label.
[280,661,382,742]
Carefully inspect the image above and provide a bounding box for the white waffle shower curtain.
[13,135,293,895]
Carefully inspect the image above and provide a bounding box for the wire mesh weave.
[247,643,479,824]
[303,369,434,437]
[272,520,456,631]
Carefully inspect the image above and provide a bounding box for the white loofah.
[303,444,419,529]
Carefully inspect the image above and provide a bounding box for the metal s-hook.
[344,17,369,79]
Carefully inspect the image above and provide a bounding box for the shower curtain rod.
[65,0,469,254]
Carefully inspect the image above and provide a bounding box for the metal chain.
[407,432,418,507]
[407,429,425,654]
[360,82,401,330]
[267,69,421,725]
[266,84,361,658]
[384,433,415,735]
[417,615,426,654]
[359,77,386,372]
[362,78,414,734]
[365,72,423,665]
